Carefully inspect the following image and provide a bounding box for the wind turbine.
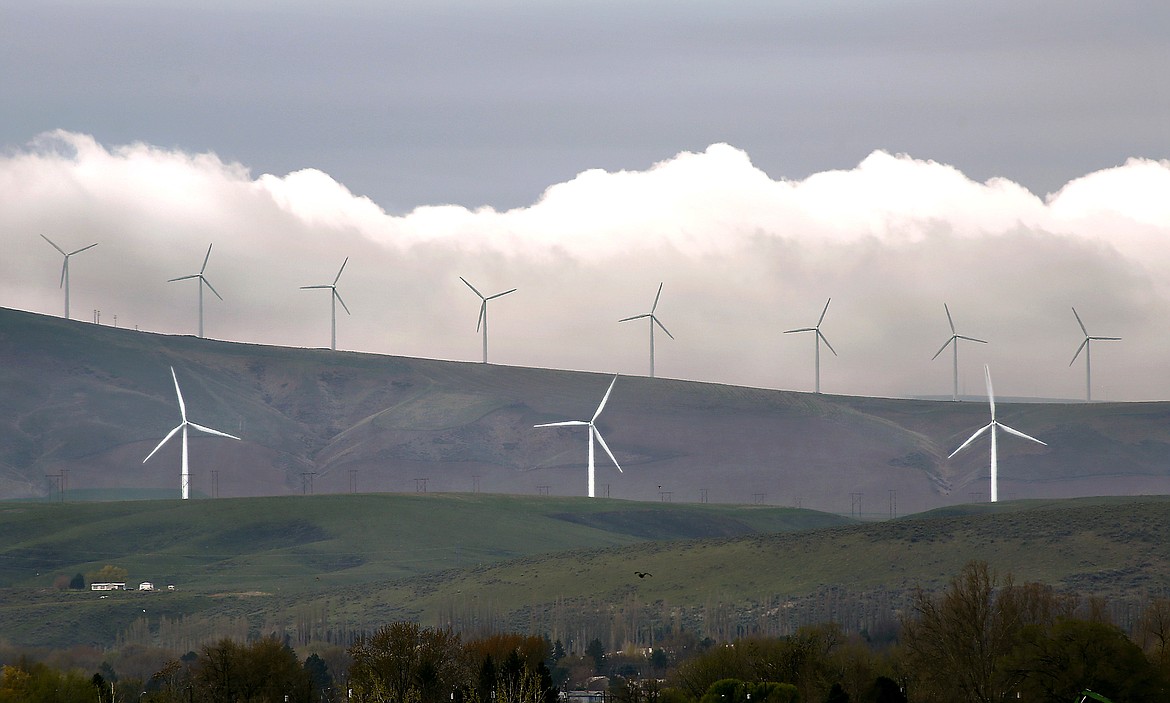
[301,258,350,351]
[143,366,240,500]
[619,282,674,378]
[948,365,1046,503]
[41,234,97,320]
[1069,307,1120,402]
[534,375,622,498]
[168,243,222,338]
[460,277,516,364]
[785,298,836,393]
[931,303,988,402]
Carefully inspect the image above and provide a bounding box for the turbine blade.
[1071,307,1088,336]
[593,427,622,472]
[998,423,1046,446]
[619,314,651,323]
[948,423,991,458]
[956,335,988,344]
[652,282,663,312]
[69,242,98,256]
[476,301,486,332]
[200,243,213,273]
[486,288,516,301]
[1089,336,1121,341]
[170,367,187,421]
[1069,339,1088,366]
[943,303,955,335]
[819,331,838,357]
[460,276,485,299]
[41,234,66,255]
[169,274,200,282]
[534,420,588,428]
[592,375,618,422]
[334,289,351,315]
[202,277,224,301]
[300,284,330,289]
[188,422,242,441]
[143,424,183,463]
[817,297,832,326]
[931,337,955,360]
[653,315,674,340]
[984,365,996,419]
[784,327,815,334]
[333,257,348,285]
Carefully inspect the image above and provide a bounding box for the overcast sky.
[1,1,1168,401]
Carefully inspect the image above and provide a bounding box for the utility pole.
[537,485,550,496]
[752,492,766,504]
[301,472,316,495]
[850,492,863,518]
[415,478,428,493]
[888,489,897,519]
[45,473,62,502]
[349,469,358,493]
[699,488,708,503]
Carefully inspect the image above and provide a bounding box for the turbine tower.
[301,257,351,351]
[931,303,988,401]
[460,277,516,364]
[143,366,241,500]
[785,298,836,393]
[168,243,222,338]
[41,234,97,320]
[534,375,622,498]
[1069,307,1120,402]
[619,282,674,378]
[948,365,1046,503]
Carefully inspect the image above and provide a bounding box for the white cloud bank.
[3,130,1169,401]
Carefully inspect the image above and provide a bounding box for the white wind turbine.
[41,234,97,320]
[168,243,222,338]
[534,375,622,498]
[948,365,1046,503]
[460,277,516,364]
[143,366,241,500]
[301,258,351,351]
[1069,307,1120,402]
[931,303,988,402]
[619,282,674,378]
[785,298,836,393]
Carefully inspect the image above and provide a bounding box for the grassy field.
[0,493,1167,649]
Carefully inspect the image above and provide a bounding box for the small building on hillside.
[138,582,155,591]
[91,582,126,591]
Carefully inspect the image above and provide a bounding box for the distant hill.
[1,306,1168,514]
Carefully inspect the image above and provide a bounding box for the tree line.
[2,561,1169,702]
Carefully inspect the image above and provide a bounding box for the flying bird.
[635,571,652,579]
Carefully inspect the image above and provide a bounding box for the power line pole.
[888,489,897,519]
[850,492,863,518]
[415,478,428,493]
[349,469,358,493]
[301,472,316,495]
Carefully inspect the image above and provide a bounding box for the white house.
[138,582,155,591]
[91,582,126,591]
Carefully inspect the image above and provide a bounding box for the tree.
[1006,618,1169,702]
[901,561,1028,703]
[87,564,128,584]
[69,572,86,589]
[190,637,315,702]
[585,639,606,675]
[825,682,850,703]
[305,653,335,702]
[348,622,468,703]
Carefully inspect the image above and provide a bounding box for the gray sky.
[1,1,1169,400]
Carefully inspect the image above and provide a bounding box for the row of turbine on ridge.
[41,236,1120,400]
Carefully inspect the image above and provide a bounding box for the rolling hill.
[1,306,1168,514]
[0,493,1166,650]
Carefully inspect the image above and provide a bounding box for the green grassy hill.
[0,493,1166,650]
